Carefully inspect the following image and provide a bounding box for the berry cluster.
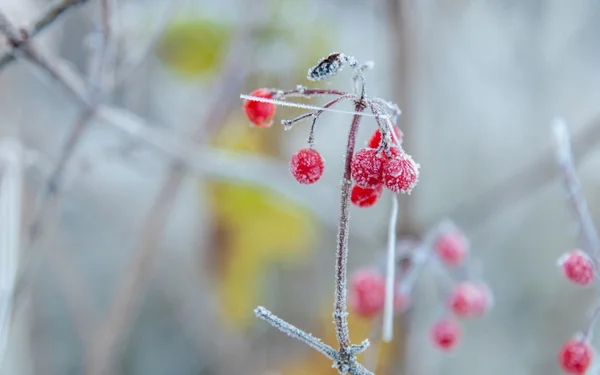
[349,221,491,353]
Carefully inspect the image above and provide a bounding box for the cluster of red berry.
[350,125,419,208]
[243,88,419,196]
[556,250,596,375]
[349,224,491,352]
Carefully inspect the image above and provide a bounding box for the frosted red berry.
[350,184,383,208]
[350,269,386,318]
[368,124,403,148]
[351,148,385,189]
[289,148,324,184]
[559,339,593,375]
[431,318,461,352]
[435,230,469,267]
[244,88,276,128]
[382,152,419,194]
[448,282,491,318]
[558,250,595,286]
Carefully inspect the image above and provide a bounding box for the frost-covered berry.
[244,88,276,128]
[435,230,469,267]
[558,250,595,286]
[290,148,324,184]
[382,152,419,194]
[351,148,384,189]
[368,124,403,148]
[350,184,383,208]
[350,269,386,317]
[431,318,461,352]
[448,282,491,318]
[559,339,593,375]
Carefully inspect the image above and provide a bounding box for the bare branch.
[553,118,600,265]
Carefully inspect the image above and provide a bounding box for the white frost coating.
[239,94,388,119]
[382,194,398,342]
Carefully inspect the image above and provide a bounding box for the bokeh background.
[0,0,600,374]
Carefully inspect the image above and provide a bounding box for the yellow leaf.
[156,18,231,77]
[206,119,317,328]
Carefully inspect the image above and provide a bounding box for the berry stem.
[334,100,366,350]
[553,119,600,268]
[581,303,600,341]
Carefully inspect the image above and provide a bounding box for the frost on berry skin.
[289,148,325,184]
[431,318,461,352]
[382,152,420,194]
[367,125,403,148]
[559,339,593,375]
[434,231,469,267]
[350,184,383,208]
[558,250,595,286]
[448,282,491,318]
[350,268,386,318]
[351,148,385,189]
[244,88,276,128]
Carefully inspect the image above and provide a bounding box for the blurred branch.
[0,0,89,70]
[85,6,267,374]
[553,119,600,264]
[451,114,600,231]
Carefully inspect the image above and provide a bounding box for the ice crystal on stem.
[243,52,421,375]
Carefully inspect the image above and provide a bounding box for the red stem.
[333,100,365,350]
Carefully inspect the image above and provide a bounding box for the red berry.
[382,152,419,194]
[351,148,385,189]
[448,282,491,318]
[350,184,383,208]
[558,250,595,286]
[431,318,461,351]
[350,269,386,317]
[367,125,403,148]
[289,148,324,184]
[244,88,276,128]
[559,339,593,375]
[435,231,469,267]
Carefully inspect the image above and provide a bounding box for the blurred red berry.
[244,88,276,128]
[367,125,403,148]
[382,152,419,194]
[350,184,383,208]
[350,269,386,317]
[290,148,324,184]
[435,230,469,267]
[448,282,491,318]
[558,250,595,286]
[559,339,593,375]
[431,318,461,351]
[351,148,385,189]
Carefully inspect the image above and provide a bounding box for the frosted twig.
[382,194,398,342]
[581,302,600,342]
[240,94,385,119]
[282,94,355,132]
[254,306,338,359]
[553,118,600,266]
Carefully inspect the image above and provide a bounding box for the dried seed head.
[307,52,347,81]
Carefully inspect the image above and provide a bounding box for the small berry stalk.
[243,52,420,375]
[553,119,600,375]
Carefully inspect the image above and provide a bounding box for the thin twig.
[0,0,90,70]
[553,118,600,265]
[382,194,399,343]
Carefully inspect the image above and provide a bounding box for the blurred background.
[0,0,600,374]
